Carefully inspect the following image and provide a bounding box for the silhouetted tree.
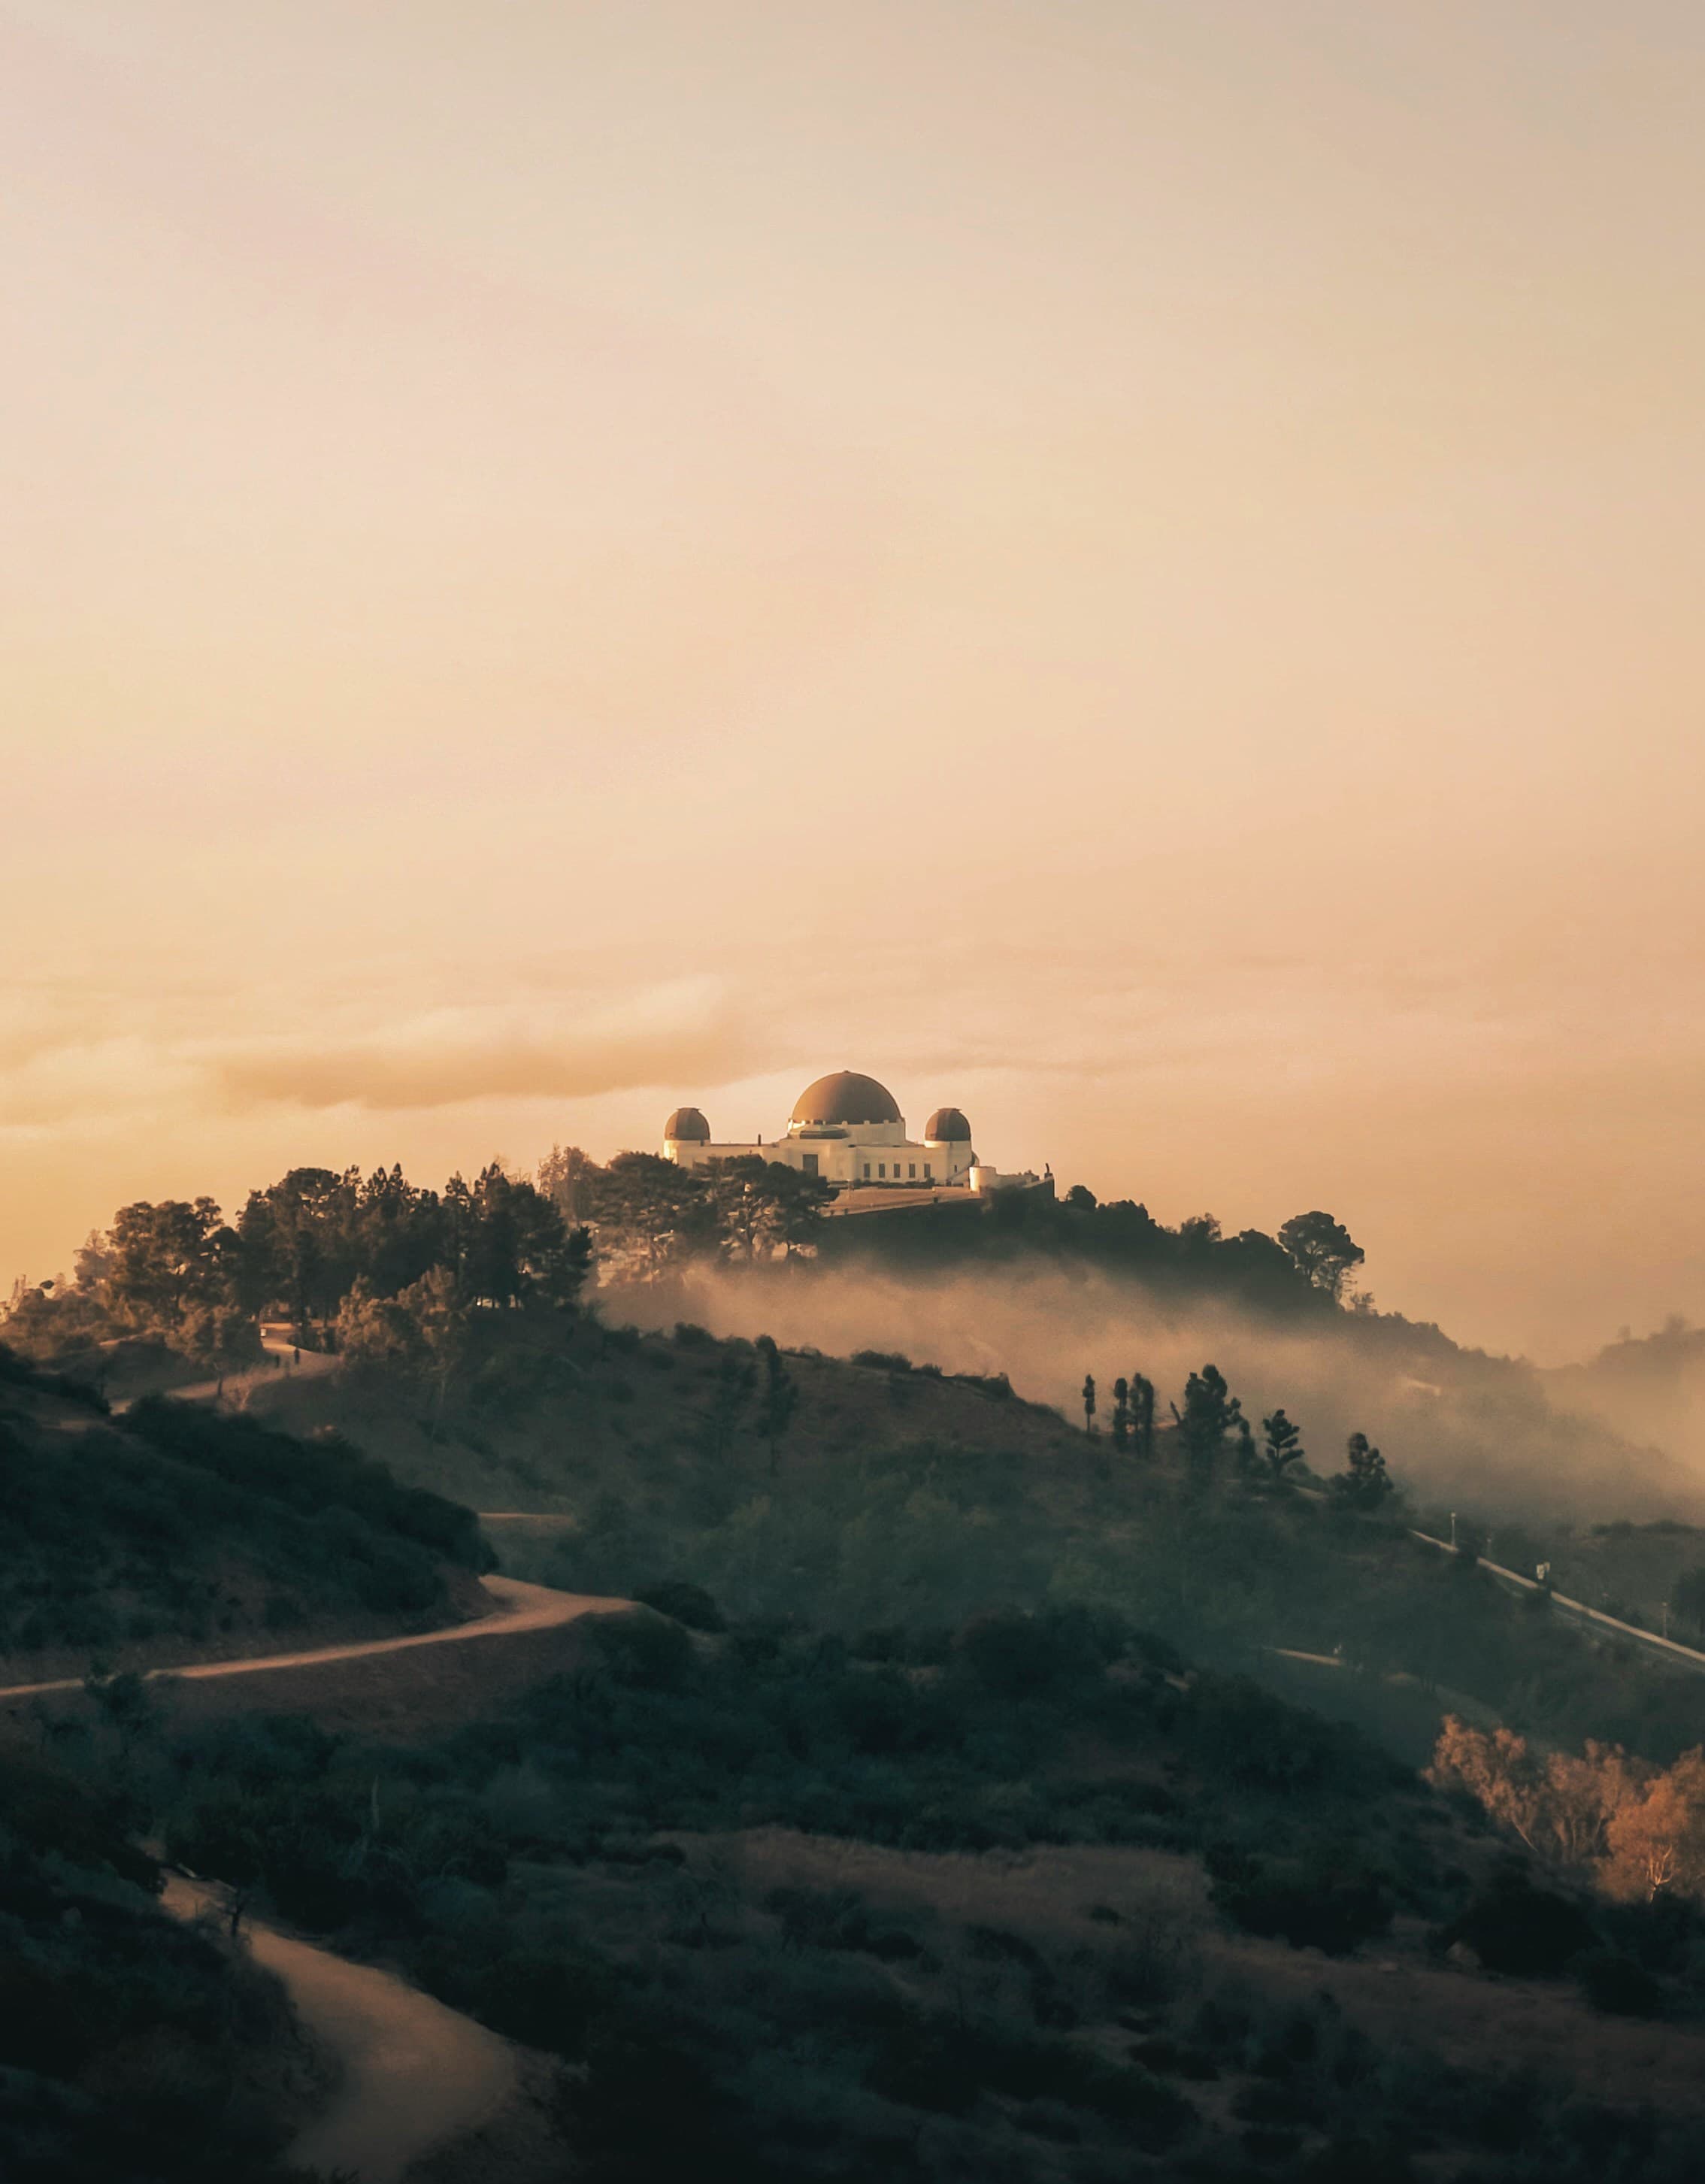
[1111,1376,1131,1449]
[589,1153,713,1280]
[237,1166,362,1331]
[1332,1431,1392,1510]
[1261,1407,1306,1483]
[754,1335,799,1475]
[1277,1210,1364,1302]
[538,1142,595,1225]
[104,1197,232,1334]
[1081,1373,1097,1434]
[698,1158,830,1263]
[701,1349,756,1463]
[1170,1364,1243,1490]
[1130,1374,1156,1459]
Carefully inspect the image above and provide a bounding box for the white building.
[661,1069,1043,1202]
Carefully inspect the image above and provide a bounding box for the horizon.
[8,3,1705,1365]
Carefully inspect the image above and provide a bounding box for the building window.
[924,1162,931,1178]
[801,1153,818,1176]
[878,1162,886,1177]
[863,1163,871,1179]
[908,1162,916,1179]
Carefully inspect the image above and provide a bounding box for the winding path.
[117,1328,342,1415]
[0,1574,628,1703]
[165,1879,516,2183]
[129,1574,631,2179]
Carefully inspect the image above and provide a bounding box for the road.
[0,1573,630,1702]
[1410,1529,1705,1679]
[165,1878,516,2184]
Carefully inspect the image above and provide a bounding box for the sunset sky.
[5,1,1703,1362]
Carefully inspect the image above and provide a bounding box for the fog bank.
[608,1262,1701,1525]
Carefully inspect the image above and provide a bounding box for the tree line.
[0,1147,832,1368]
[819,1188,1367,1316]
[3,1133,1368,1374]
[1077,1359,1393,1508]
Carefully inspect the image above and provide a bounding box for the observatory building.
[662,1069,1040,1201]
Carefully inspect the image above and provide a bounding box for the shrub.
[1209,1851,1392,1956]
[588,1609,695,1690]
[635,1578,726,1633]
[952,1605,1105,1702]
[1437,1872,1597,1978]
[1577,1948,1663,2017]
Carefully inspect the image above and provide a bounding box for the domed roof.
[789,1071,901,1128]
[924,1106,972,1143]
[664,1106,710,1142]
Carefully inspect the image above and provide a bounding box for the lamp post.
[1449,1510,1457,1549]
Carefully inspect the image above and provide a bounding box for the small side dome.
[664,1106,710,1142]
[790,1071,901,1127]
[924,1106,972,1143]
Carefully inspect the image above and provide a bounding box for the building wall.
[664,1130,976,1189]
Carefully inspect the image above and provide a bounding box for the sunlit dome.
[924,1106,972,1143]
[664,1106,710,1142]
[789,1071,902,1128]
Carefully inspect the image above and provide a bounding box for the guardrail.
[1410,1529,1705,1675]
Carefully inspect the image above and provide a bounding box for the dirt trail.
[117,1329,341,1414]
[0,1574,631,1702]
[165,1879,516,2182]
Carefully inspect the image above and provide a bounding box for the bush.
[1209,1850,1392,1956]
[952,1605,1106,1702]
[588,1609,695,1690]
[1577,1948,1663,2017]
[1438,1872,1597,1977]
[634,1578,726,1633]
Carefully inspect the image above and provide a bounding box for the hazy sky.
[5,1,1703,1362]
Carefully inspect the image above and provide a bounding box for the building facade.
[661,1069,1039,1198]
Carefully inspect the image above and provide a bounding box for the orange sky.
[5,1,1703,1362]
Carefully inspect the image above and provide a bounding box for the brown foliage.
[1428,1715,1705,1904]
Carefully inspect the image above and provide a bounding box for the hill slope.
[0,1345,491,1685]
[175,1313,1705,1770]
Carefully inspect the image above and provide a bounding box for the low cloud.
[205,982,755,1113]
[610,1261,1703,1524]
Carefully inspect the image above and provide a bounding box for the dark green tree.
[1130,1373,1156,1459]
[237,1166,362,1331]
[1261,1407,1306,1483]
[1332,1431,1393,1510]
[753,1334,799,1475]
[537,1142,596,1225]
[589,1153,713,1280]
[701,1349,756,1463]
[1111,1376,1131,1449]
[1081,1373,1097,1434]
[1170,1364,1243,1490]
[1277,1210,1365,1302]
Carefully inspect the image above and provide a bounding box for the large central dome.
[789,1070,902,1128]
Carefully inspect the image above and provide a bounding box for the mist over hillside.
[611,1261,1700,1523]
[1543,1319,1705,1478]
